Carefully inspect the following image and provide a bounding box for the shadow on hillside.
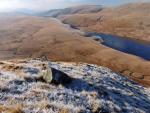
[1,72,150,112]
[64,76,150,112]
[0,79,29,95]
[65,78,95,92]
[103,77,150,112]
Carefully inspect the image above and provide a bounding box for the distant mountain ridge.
[39,5,103,17]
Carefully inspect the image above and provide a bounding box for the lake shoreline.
[86,31,150,45]
[65,23,150,45]
[85,32,150,61]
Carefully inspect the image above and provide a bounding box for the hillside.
[39,5,103,17]
[0,59,150,113]
[0,15,150,87]
[59,3,150,42]
[0,15,101,60]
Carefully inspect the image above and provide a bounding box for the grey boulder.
[37,67,72,85]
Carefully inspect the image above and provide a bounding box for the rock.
[37,67,72,85]
[51,68,73,85]
[37,67,53,83]
[91,36,104,43]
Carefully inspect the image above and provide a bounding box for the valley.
[0,14,150,87]
[58,3,150,43]
[0,1,150,113]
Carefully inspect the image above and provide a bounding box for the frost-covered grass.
[0,59,150,113]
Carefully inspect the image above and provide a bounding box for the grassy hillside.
[39,5,103,17]
[60,3,150,42]
[0,15,103,60]
[0,59,150,113]
[0,15,150,87]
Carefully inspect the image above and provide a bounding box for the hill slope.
[39,5,103,17]
[60,3,150,42]
[0,15,101,60]
[0,59,150,113]
[0,15,150,87]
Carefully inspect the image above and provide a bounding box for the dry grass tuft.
[0,105,5,112]
[2,64,23,72]
[7,107,24,113]
[0,105,24,113]
[91,101,102,113]
[59,108,70,113]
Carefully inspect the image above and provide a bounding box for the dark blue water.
[86,33,150,60]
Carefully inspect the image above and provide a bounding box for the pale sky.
[0,0,150,12]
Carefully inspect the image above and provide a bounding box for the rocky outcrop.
[0,59,150,113]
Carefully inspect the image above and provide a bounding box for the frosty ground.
[0,59,150,113]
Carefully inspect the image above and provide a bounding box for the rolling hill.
[59,3,150,42]
[0,14,150,87]
[39,5,103,17]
